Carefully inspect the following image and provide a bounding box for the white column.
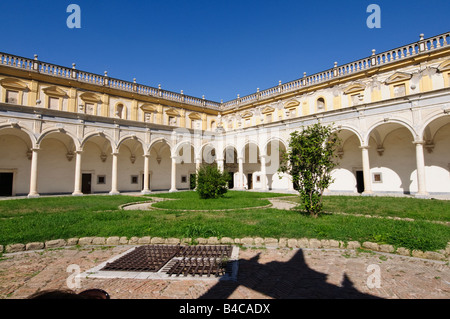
[72,151,83,196]
[238,157,244,190]
[414,140,428,197]
[28,148,40,198]
[169,156,177,192]
[109,152,120,195]
[217,158,224,173]
[360,145,373,195]
[195,157,201,172]
[260,155,267,190]
[141,154,151,194]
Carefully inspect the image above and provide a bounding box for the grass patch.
[286,195,450,222]
[149,191,287,210]
[0,192,448,252]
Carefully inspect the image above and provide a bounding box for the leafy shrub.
[195,164,230,199]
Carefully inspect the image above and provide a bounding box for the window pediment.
[165,108,180,117]
[284,100,300,109]
[437,59,450,72]
[261,106,275,114]
[140,103,157,113]
[0,78,28,91]
[384,72,412,85]
[188,112,202,120]
[43,86,67,97]
[241,111,253,119]
[80,92,100,103]
[343,83,366,95]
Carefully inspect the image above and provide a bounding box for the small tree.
[279,123,341,218]
[195,164,230,199]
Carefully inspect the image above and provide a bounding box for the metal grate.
[101,245,234,278]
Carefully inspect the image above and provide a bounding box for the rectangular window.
[394,84,406,97]
[97,176,106,184]
[131,175,138,184]
[372,173,382,183]
[351,94,361,106]
[265,113,272,123]
[85,103,95,115]
[49,97,59,110]
[6,90,18,104]
[181,175,187,183]
[144,112,153,123]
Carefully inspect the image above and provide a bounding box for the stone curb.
[1,237,449,262]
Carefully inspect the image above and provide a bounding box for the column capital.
[412,140,425,145]
[359,145,370,150]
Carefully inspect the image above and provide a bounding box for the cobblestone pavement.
[0,245,449,299]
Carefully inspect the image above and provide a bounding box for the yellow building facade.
[0,32,449,197]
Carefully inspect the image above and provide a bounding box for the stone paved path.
[0,245,448,299]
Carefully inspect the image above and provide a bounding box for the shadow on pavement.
[199,249,382,299]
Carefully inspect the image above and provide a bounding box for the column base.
[72,191,84,196]
[141,190,152,195]
[414,192,430,199]
[169,188,177,193]
[27,193,40,199]
[362,191,374,196]
[109,191,120,196]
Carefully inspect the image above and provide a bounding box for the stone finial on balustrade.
[104,71,109,86]
[33,54,39,71]
[133,78,137,92]
[419,33,426,52]
[333,62,338,77]
[71,63,78,79]
[371,49,377,66]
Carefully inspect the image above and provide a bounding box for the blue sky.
[0,0,449,102]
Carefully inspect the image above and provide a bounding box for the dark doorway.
[0,173,13,196]
[82,174,92,194]
[247,173,253,190]
[356,171,365,193]
[228,172,234,189]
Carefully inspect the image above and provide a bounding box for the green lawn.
[149,191,289,210]
[0,192,448,253]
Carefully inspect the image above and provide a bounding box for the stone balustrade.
[1,32,449,112]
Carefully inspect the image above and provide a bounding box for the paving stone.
[254,237,264,246]
[106,237,120,245]
[379,244,395,253]
[207,237,220,244]
[150,237,164,244]
[362,242,379,251]
[119,237,129,245]
[165,238,181,245]
[297,238,309,248]
[45,239,67,249]
[396,247,410,256]
[347,241,361,249]
[137,237,151,245]
[5,244,25,253]
[92,237,106,245]
[264,238,278,247]
[78,237,94,245]
[278,238,288,248]
[287,239,297,248]
[195,238,208,244]
[26,242,44,251]
[309,239,322,249]
[67,238,79,246]
[412,250,425,258]
[220,237,234,244]
[128,237,139,245]
[240,238,254,246]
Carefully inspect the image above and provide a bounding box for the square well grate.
[100,245,235,278]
